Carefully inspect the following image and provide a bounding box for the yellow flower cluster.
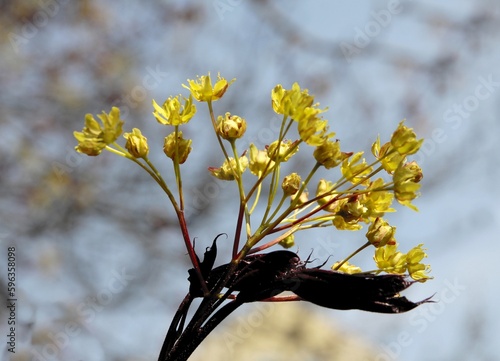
[272,83,333,146]
[152,95,196,126]
[74,107,124,156]
[74,72,431,286]
[183,72,235,102]
[374,243,431,281]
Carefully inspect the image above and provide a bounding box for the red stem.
[176,209,208,294]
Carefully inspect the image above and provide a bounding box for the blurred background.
[1,1,499,360]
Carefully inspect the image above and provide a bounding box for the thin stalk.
[333,241,371,270]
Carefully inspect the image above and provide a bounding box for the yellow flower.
[341,152,373,185]
[272,82,314,117]
[282,173,301,196]
[152,95,196,126]
[248,143,274,176]
[123,128,149,158]
[390,120,424,156]
[74,107,124,156]
[183,72,234,102]
[271,84,287,114]
[373,243,407,274]
[343,195,368,219]
[371,136,406,173]
[314,140,343,169]
[366,217,396,247]
[393,161,422,211]
[332,261,362,274]
[363,178,395,219]
[209,156,249,181]
[406,244,431,281]
[332,215,362,231]
[163,131,192,164]
[74,132,105,156]
[297,108,331,146]
[267,139,299,162]
[216,112,247,140]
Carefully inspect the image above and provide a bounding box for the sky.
[1,1,499,361]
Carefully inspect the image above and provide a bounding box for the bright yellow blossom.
[393,161,422,211]
[363,178,395,219]
[406,244,431,281]
[272,82,314,117]
[296,108,331,146]
[341,152,373,185]
[374,243,407,274]
[332,261,362,274]
[183,72,234,102]
[372,136,406,173]
[390,120,424,156]
[152,95,196,126]
[248,143,274,176]
[74,107,124,156]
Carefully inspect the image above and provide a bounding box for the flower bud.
[282,173,301,196]
[313,140,343,169]
[393,161,422,210]
[163,131,192,164]
[390,120,423,156]
[366,217,396,247]
[124,128,149,158]
[279,234,295,249]
[216,112,247,140]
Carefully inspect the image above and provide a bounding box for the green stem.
[333,241,371,270]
